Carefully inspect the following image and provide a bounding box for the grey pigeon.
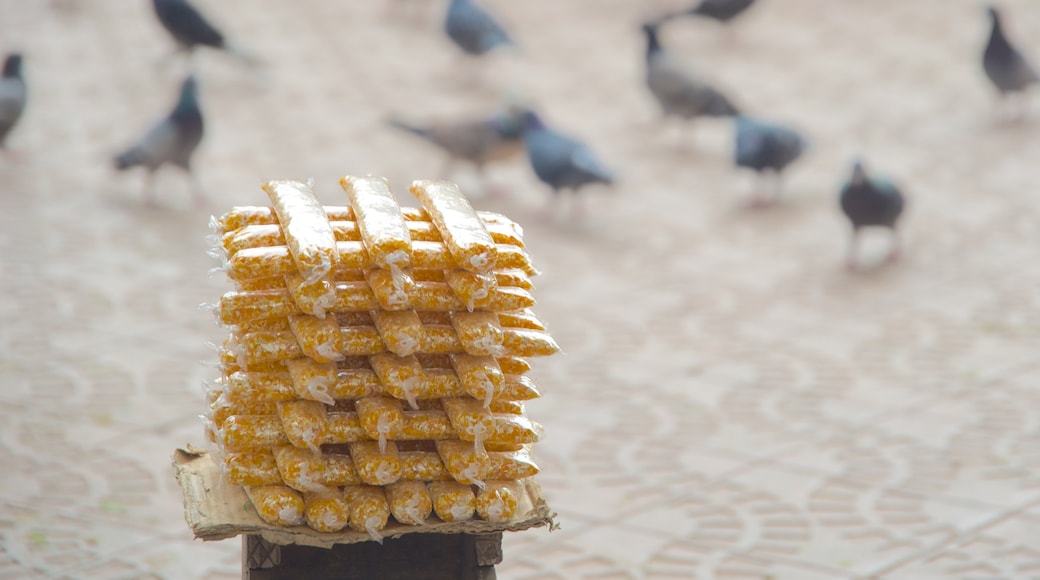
[983,5,1038,117]
[734,115,806,205]
[153,0,258,64]
[114,76,205,205]
[444,0,513,57]
[839,160,906,269]
[642,22,739,136]
[0,53,26,150]
[387,106,524,181]
[520,110,614,215]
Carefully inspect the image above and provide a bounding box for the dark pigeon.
[519,110,614,215]
[387,105,525,180]
[734,115,806,204]
[983,5,1038,117]
[839,160,906,269]
[114,76,205,205]
[0,53,27,150]
[444,0,513,57]
[152,0,258,64]
[642,22,739,132]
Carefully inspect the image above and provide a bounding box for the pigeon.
[114,76,205,205]
[386,105,525,182]
[152,0,258,64]
[733,115,806,205]
[983,5,1038,118]
[0,53,27,151]
[839,160,906,269]
[519,110,614,215]
[642,22,739,136]
[444,0,513,57]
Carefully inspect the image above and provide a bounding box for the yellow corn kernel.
[236,316,292,333]
[225,245,295,281]
[371,310,423,357]
[488,286,536,311]
[410,180,497,273]
[484,222,525,248]
[428,481,476,523]
[409,269,446,283]
[489,400,524,415]
[324,452,362,486]
[450,355,504,408]
[342,485,390,539]
[399,410,456,440]
[385,480,432,526]
[223,450,281,486]
[475,480,521,523]
[325,412,368,444]
[435,440,489,487]
[223,223,284,256]
[366,269,416,311]
[495,245,538,276]
[486,448,540,480]
[238,330,302,366]
[286,358,338,405]
[289,314,345,364]
[411,241,454,270]
[210,399,278,428]
[442,398,495,448]
[499,374,540,401]
[330,220,362,242]
[492,359,528,378]
[502,328,560,357]
[497,309,544,331]
[370,353,423,409]
[490,414,543,445]
[494,269,533,290]
[304,491,350,533]
[323,206,355,221]
[274,445,332,492]
[285,273,337,319]
[333,241,372,271]
[214,206,276,233]
[451,312,506,356]
[331,281,380,312]
[279,401,328,453]
[332,368,381,399]
[349,441,402,486]
[333,269,368,283]
[219,289,298,326]
[339,326,386,356]
[340,175,413,271]
[225,371,296,407]
[484,442,524,452]
[399,451,450,481]
[421,325,463,353]
[235,276,289,293]
[219,415,288,451]
[246,485,305,527]
[445,270,497,311]
[356,396,405,452]
[409,282,464,311]
[262,180,339,284]
[420,369,464,400]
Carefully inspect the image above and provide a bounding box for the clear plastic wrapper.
[444,269,497,311]
[236,276,289,293]
[218,289,297,326]
[210,399,278,429]
[371,310,423,356]
[288,314,345,364]
[497,309,544,331]
[330,281,380,312]
[219,414,288,451]
[355,396,404,452]
[450,355,504,408]
[286,358,338,405]
[399,451,451,481]
[366,269,415,311]
[493,269,533,290]
[451,312,505,357]
[349,441,402,486]
[262,180,338,285]
[501,328,560,357]
[224,371,296,407]
[330,368,381,400]
[496,356,532,376]
[274,445,333,492]
[490,414,543,445]
[442,398,495,450]
[385,480,433,526]
[214,205,516,235]
[370,353,424,408]
[278,400,328,453]
[238,330,303,365]
[428,480,476,523]
[488,400,524,415]
[435,439,489,487]
[213,206,276,233]
[499,374,540,401]
[304,490,350,533]
[420,325,463,353]
[337,326,387,356]
[487,448,540,479]
[410,180,497,273]
[223,450,281,486]
[475,480,521,523]
[285,273,337,319]
[342,485,390,541]
[399,410,455,440]
[340,175,413,273]
[325,412,368,444]
[246,485,305,527]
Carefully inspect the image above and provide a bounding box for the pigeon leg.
[845,228,860,271]
[886,228,902,264]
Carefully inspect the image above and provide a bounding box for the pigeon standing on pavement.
[444,0,513,57]
[642,22,739,142]
[386,105,525,183]
[114,76,205,205]
[983,5,1038,119]
[839,160,906,269]
[519,110,615,216]
[152,0,259,65]
[0,53,27,151]
[733,115,806,205]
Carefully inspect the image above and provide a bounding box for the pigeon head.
[520,110,546,133]
[2,53,23,78]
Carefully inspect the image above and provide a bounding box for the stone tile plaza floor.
[2,0,1040,577]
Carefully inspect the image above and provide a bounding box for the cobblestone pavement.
[2,0,1040,578]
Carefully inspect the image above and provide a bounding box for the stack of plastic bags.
[202,176,558,539]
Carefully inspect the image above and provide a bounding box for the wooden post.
[242,532,503,579]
